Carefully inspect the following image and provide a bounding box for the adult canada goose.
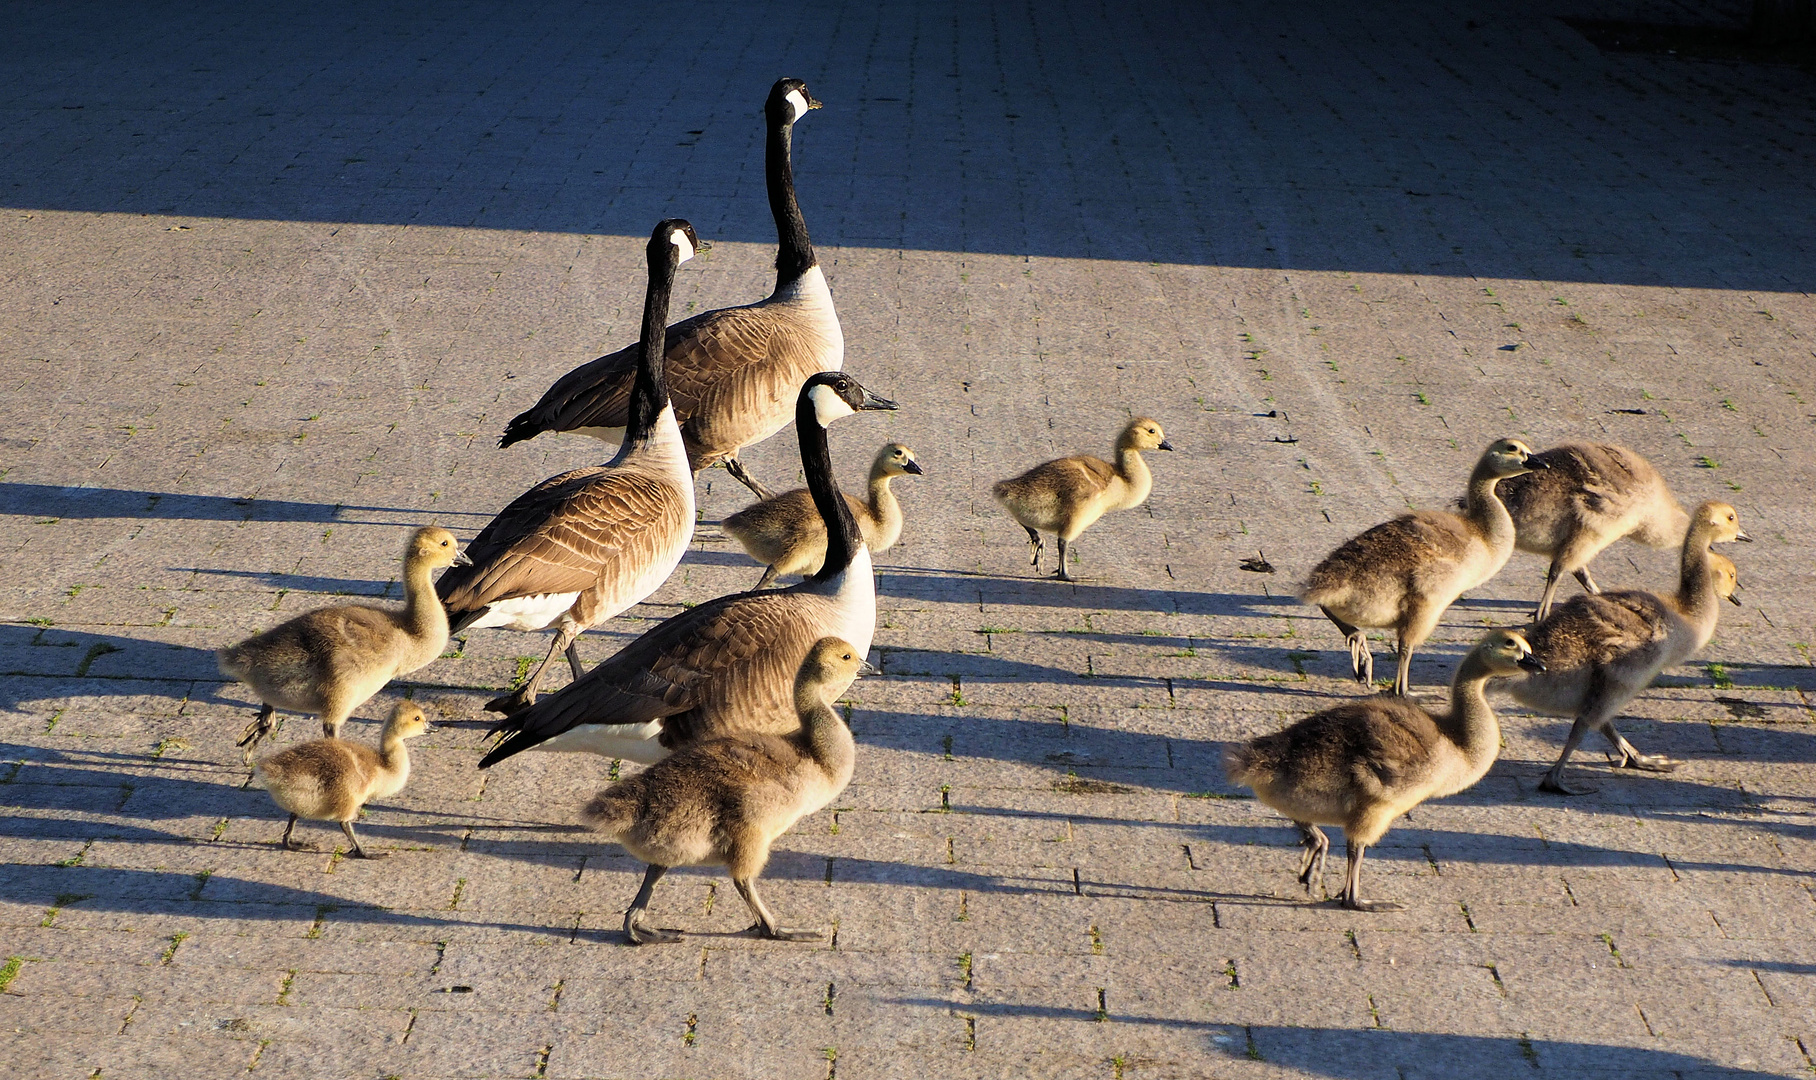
[499,78,841,500]
[1510,501,1749,795]
[438,220,702,714]
[992,418,1173,581]
[581,636,864,943]
[479,371,894,767]
[723,442,923,590]
[252,702,432,858]
[219,526,468,762]
[1301,439,1545,697]
[1226,628,1543,910]
[1492,442,1689,620]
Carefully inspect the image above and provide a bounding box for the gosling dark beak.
[453,549,474,567]
[1523,455,1550,470]
[903,459,925,475]
[1727,591,1743,607]
[1734,529,1753,542]
[1158,439,1176,452]
[1517,654,1547,674]
[858,387,898,411]
[857,658,877,675]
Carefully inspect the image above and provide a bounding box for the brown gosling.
[1226,628,1543,911]
[1510,501,1749,795]
[579,636,864,944]
[252,701,432,859]
[1301,438,1545,697]
[1493,442,1689,620]
[723,442,924,590]
[218,526,468,762]
[992,417,1173,581]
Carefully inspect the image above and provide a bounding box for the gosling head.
[1119,417,1174,453]
[876,442,925,477]
[767,77,822,127]
[409,526,470,570]
[1480,438,1545,477]
[1473,628,1546,676]
[382,701,434,740]
[802,371,897,429]
[796,636,870,709]
[649,218,707,265]
[1689,500,1750,545]
[1709,552,1741,607]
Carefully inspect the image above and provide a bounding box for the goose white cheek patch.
[809,383,856,427]
[670,232,695,262]
[786,89,809,123]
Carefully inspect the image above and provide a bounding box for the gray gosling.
[992,417,1173,581]
[1301,439,1545,696]
[1511,501,1749,795]
[579,636,864,944]
[219,526,468,762]
[723,442,924,590]
[1226,629,1544,911]
[252,701,432,858]
[1493,442,1689,620]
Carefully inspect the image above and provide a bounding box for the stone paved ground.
[1,0,1813,1077]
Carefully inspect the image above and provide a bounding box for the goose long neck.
[1443,655,1503,766]
[401,555,449,641]
[767,120,816,288]
[800,402,860,583]
[1463,465,1516,548]
[623,247,677,448]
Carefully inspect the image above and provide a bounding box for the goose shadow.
[0,483,487,527]
[877,567,1289,617]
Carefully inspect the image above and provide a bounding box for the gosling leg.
[1295,822,1329,893]
[624,864,682,945]
[752,564,781,591]
[732,875,821,942]
[486,625,578,714]
[724,456,774,501]
[341,820,388,860]
[1023,527,1044,571]
[1538,715,1600,796]
[1534,559,1566,621]
[279,813,302,851]
[1054,535,1073,582]
[1336,839,1402,912]
[1541,683,1624,795]
[238,703,277,765]
[1573,567,1602,595]
[1321,608,1373,688]
[1392,640,1414,698]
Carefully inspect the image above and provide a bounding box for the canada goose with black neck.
[500,78,841,499]
[479,371,894,767]
[437,220,701,714]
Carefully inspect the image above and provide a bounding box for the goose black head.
[802,371,896,429]
[767,77,822,126]
[648,218,707,265]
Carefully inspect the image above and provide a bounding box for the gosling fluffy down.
[218,526,468,761]
[579,636,864,944]
[992,417,1173,581]
[723,442,923,589]
[253,701,433,858]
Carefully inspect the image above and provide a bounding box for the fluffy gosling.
[1226,629,1543,910]
[218,526,468,762]
[579,636,864,944]
[252,701,432,858]
[992,417,1173,581]
[723,442,923,590]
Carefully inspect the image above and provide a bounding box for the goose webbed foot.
[724,457,774,501]
[626,919,684,945]
[1615,750,1684,773]
[484,689,533,716]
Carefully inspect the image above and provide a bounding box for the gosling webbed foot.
[1615,751,1684,773]
[1053,568,1074,582]
[1339,895,1405,913]
[1537,770,1596,796]
[626,919,683,945]
[750,922,823,942]
[1295,825,1329,892]
[351,848,390,860]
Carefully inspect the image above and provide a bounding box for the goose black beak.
[694,239,712,254]
[1517,654,1547,674]
[807,93,824,110]
[1734,529,1753,542]
[1158,439,1175,452]
[453,549,474,567]
[903,459,925,475]
[857,388,898,411]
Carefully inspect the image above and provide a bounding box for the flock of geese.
[212,78,1751,933]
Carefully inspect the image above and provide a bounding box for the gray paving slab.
[1,0,1814,1077]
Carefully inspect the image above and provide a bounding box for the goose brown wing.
[479,589,833,766]
[678,316,831,459]
[437,467,681,614]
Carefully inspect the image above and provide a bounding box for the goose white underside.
[465,592,583,632]
[569,424,628,444]
[819,544,876,658]
[533,720,670,764]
